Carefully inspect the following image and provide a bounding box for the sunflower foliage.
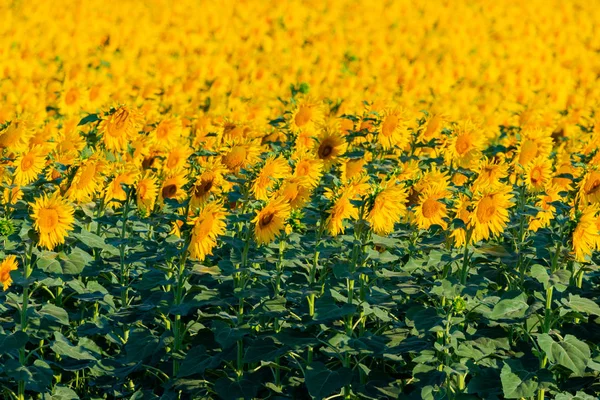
[1,1,600,400]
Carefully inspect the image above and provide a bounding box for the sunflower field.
[2,0,600,399]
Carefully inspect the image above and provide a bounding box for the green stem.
[119,188,132,307]
[459,229,472,285]
[18,241,34,400]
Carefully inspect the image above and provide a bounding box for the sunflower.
[572,206,600,262]
[450,194,471,247]
[252,156,291,200]
[221,140,262,173]
[528,185,562,232]
[136,173,159,214]
[290,98,324,132]
[472,157,509,192]
[468,185,514,243]
[340,158,365,183]
[104,169,138,208]
[292,156,323,188]
[377,108,409,150]
[189,160,229,209]
[277,177,312,210]
[160,173,188,204]
[30,192,75,250]
[524,157,552,192]
[579,170,600,205]
[65,159,105,203]
[314,128,347,169]
[151,118,183,151]
[13,146,46,186]
[367,182,408,235]
[163,146,192,174]
[99,105,143,153]
[253,196,291,245]
[326,192,359,236]
[414,185,449,230]
[516,127,553,167]
[444,121,484,169]
[0,255,18,291]
[188,202,228,261]
[418,111,447,143]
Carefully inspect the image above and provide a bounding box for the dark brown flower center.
[162,184,177,199]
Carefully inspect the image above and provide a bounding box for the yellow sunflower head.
[13,146,46,186]
[468,185,514,243]
[252,196,291,245]
[366,182,408,236]
[30,192,75,250]
[188,202,228,261]
[0,255,18,291]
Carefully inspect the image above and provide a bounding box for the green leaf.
[500,359,538,399]
[214,376,258,400]
[74,229,106,249]
[42,385,80,399]
[0,331,29,354]
[489,292,528,320]
[78,114,99,125]
[39,304,70,326]
[305,362,352,399]
[561,294,600,316]
[530,264,549,287]
[537,334,590,376]
[51,332,97,361]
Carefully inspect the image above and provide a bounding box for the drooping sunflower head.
[276,177,312,210]
[252,196,291,245]
[366,182,408,236]
[290,98,324,132]
[99,105,143,153]
[188,202,228,261]
[65,158,106,203]
[418,111,448,143]
[252,156,292,201]
[340,158,365,183]
[326,192,359,236]
[104,169,138,208]
[472,157,509,192]
[579,169,600,205]
[516,127,553,167]
[136,172,159,214]
[221,140,262,173]
[0,255,18,291]
[29,192,75,250]
[450,194,472,247]
[292,156,323,188]
[377,108,409,150]
[572,206,600,262]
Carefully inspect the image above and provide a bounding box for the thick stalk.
[18,241,34,400]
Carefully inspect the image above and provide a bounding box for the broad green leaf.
[500,360,538,399]
[489,292,528,320]
[537,334,590,376]
[51,332,97,361]
[305,362,352,399]
[0,331,29,354]
[561,294,600,316]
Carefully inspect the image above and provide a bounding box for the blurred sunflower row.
[1,0,600,398]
